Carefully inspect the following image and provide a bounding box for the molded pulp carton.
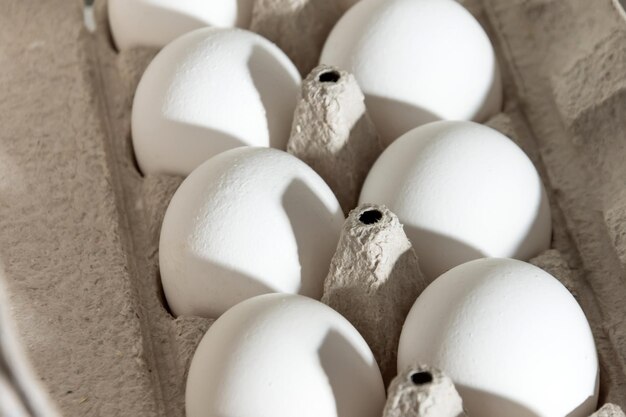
[0,0,625,415]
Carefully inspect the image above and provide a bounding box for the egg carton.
[1,0,625,415]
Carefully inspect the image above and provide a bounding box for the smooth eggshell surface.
[186,294,386,417]
[397,258,599,417]
[108,0,255,50]
[320,0,502,145]
[359,120,551,280]
[132,28,301,176]
[186,294,385,417]
[159,147,345,318]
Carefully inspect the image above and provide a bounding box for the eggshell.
[159,147,344,318]
[359,121,551,280]
[186,293,386,417]
[108,0,255,50]
[397,258,599,417]
[132,28,301,176]
[319,0,502,144]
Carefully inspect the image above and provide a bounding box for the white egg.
[108,0,255,50]
[359,121,551,280]
[132,28,301,176]
[397,258,599,417]
[320,0,502,144]
[186,294,385,417]
[186,293,386,417]
[159,147,344,318]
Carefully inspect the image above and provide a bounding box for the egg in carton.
[0,0,625,416]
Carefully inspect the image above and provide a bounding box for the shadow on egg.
[318,329,383,417]
[153,119,248,175]
[364,94,441,147]
[456,383,598,417]
[403,224,485,282]
[183,252,276,319]
[108,0,209,50]
[164,120,247,148]
[247,45,300,150]
[281,178,343,299]
[134,112,249,176]
[456,383,541,417]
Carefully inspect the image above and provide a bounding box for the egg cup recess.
[131,27,301,177]
[158,147,344,318]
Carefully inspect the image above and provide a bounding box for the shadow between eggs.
[318,329,384,417]
[364,94,442,147]
[281,178,343,298]
[247,45,300,150]
[402,224,486,282]
[456,383,540,417]
[456,383,597,417]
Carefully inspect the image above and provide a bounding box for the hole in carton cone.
[83,0,97,32]
[411,371,433,385]
[319,70,341,83]
[359,209,382,225]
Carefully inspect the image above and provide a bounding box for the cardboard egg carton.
[0,0,624,415]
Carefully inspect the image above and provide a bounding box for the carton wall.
[0,0,624,415]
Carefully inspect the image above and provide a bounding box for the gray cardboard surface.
[0,0,625,415]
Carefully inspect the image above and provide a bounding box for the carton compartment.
[0,0,625,415]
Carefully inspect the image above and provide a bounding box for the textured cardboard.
[322,204,426,384]
[383,365,466,417]
[288,65,382,214]
[0,0,625,415]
